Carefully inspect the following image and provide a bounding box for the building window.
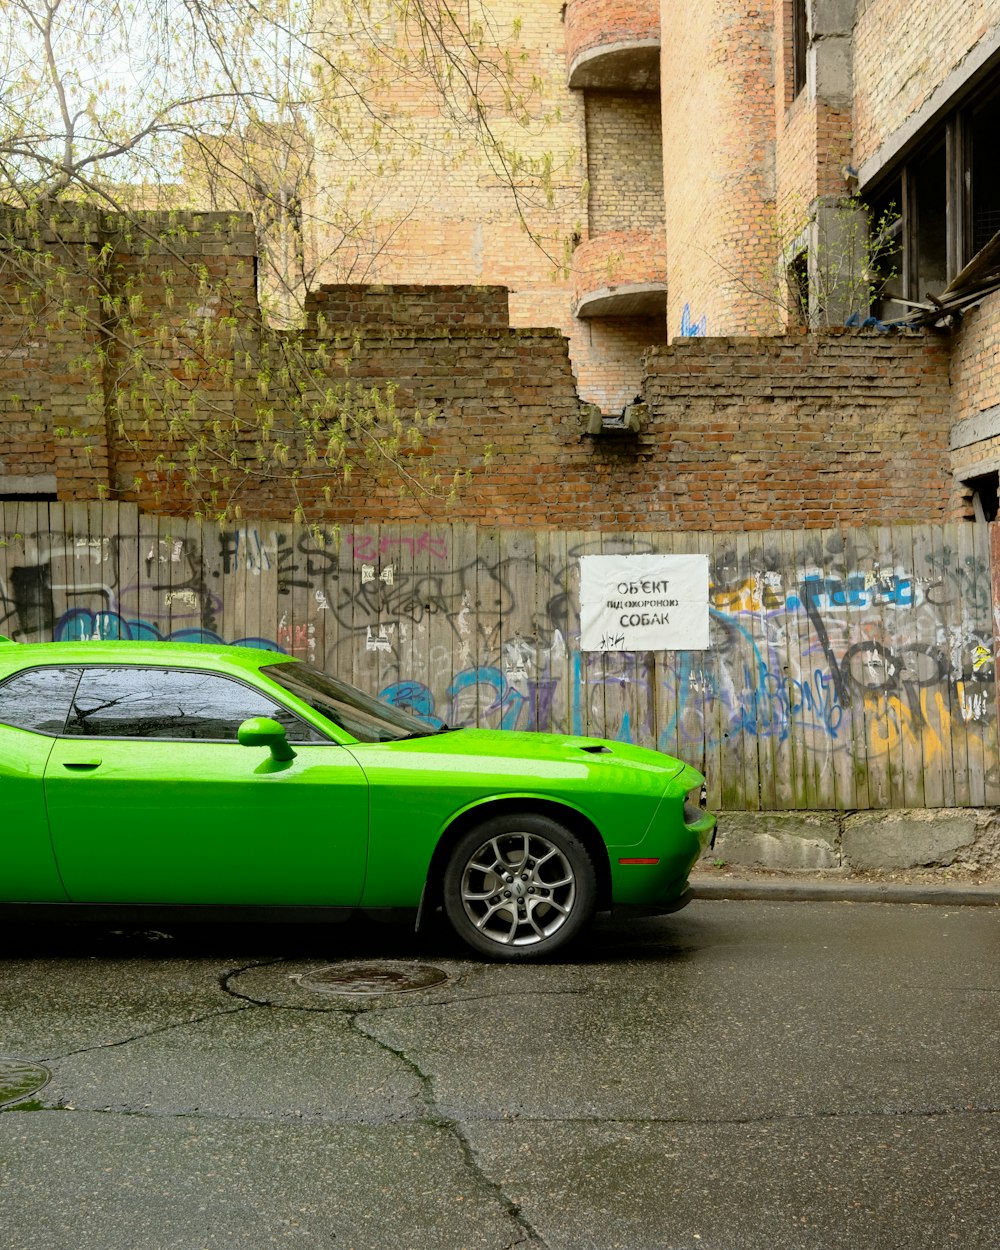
[791,0,808,100]
[870,77,1000,319]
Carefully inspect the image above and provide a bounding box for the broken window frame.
[869,75,1000,318]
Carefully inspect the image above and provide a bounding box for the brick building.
[1,2,999,528]
[305,0,1000,520]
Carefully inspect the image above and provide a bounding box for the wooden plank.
[5,502,30,641]
[114,503,140,643]
[696,530,720,808]
[375,518,401,698]
[390,521,427,716]
[257,515,280,654]
[66,500,92,640]
[352,521,383,697]
[713,529,743,812]
[405,522,433,720]
[330,517,358,684]
[932,521,962,807]
[198,516,224,644]
[0,503,12,639]
[437,522,473,727]
[21,500,44,642]
[600,527,631,745]
[894,524,926,810]
[137,508,163,642]
[875,523,905,809]
[649,529,673,763]
[910,523,943,807]
[990,521,1000,805]
[790,525,822,809]
[748,528,770,808]
[835,527,867,812]
[429,520,457,728]
[530,525,551,734]
[544,526,573,738]
[593,527,614,740]
[161,512,187,642]
[955,522,981,806]
[310,524,337,675]
[560,529,587,738]
[217,517,239,646]
[247,517,268,649]
[853,525,889,809]
[500,527,532,733]
[731,524,756,810]
[759,529,785,810]
[39,500,61,642]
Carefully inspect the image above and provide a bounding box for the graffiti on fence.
[1,509,996,807]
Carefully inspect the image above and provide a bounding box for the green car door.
[42,665,370,906]
[0,666,82,901]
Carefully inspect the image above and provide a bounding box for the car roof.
[0,640,299,675]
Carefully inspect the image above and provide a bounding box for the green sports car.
[0,638,716,960]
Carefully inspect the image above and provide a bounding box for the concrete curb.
[691,877,1000,907]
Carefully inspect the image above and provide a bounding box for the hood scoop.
[580,744,612,754]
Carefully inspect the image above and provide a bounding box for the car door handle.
[62,760,102,770]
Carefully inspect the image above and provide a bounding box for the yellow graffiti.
[711,574,783,615]
[865,688,994,762]
[972,644,992,673]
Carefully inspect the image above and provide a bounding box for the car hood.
[369,726,689,780]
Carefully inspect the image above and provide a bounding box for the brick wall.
[306,285,511,328]
[641,332,955,527]
[308,0,584,308]
[585,92,664,234]
[306,0,671,414]
[949,289,1000,503]
[0,210,962,529]
[853,0,997,171]
[564,0,660,68]
[0,213,112,499]
[951,290,1000,428]
[572,231,667,303]
[661,0,783,338]
[1,208,969,529]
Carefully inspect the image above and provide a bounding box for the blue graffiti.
[679,303,707,337]
[787,573,914,612]
[54,609,284,651]
[382,668,560,734]
[447,666,525,730]
[380,680,445,729]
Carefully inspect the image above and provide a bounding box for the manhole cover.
[294,961,450,996]
[0,1058,50,1107]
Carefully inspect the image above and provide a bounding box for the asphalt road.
[1,899,998,1250]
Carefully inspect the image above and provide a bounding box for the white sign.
[580,554,710,652]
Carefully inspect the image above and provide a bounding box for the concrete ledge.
[692,877,1000,907]
[702,808,1000,874]
[711,811,839,869]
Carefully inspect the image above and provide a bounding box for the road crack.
[349,1008,550,1249]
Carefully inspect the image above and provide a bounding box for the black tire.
[442,812,597,960]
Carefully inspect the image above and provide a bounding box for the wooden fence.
[1,502,997,811]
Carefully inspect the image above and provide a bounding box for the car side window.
[64,667,325,742]
[0,666,82,735]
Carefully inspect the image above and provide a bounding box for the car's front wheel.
[442,813,597,960]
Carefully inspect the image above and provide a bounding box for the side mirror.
[238,716,297,762]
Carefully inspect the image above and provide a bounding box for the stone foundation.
[703,809,1000,873]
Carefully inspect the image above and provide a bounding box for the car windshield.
[261,661,436,743]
